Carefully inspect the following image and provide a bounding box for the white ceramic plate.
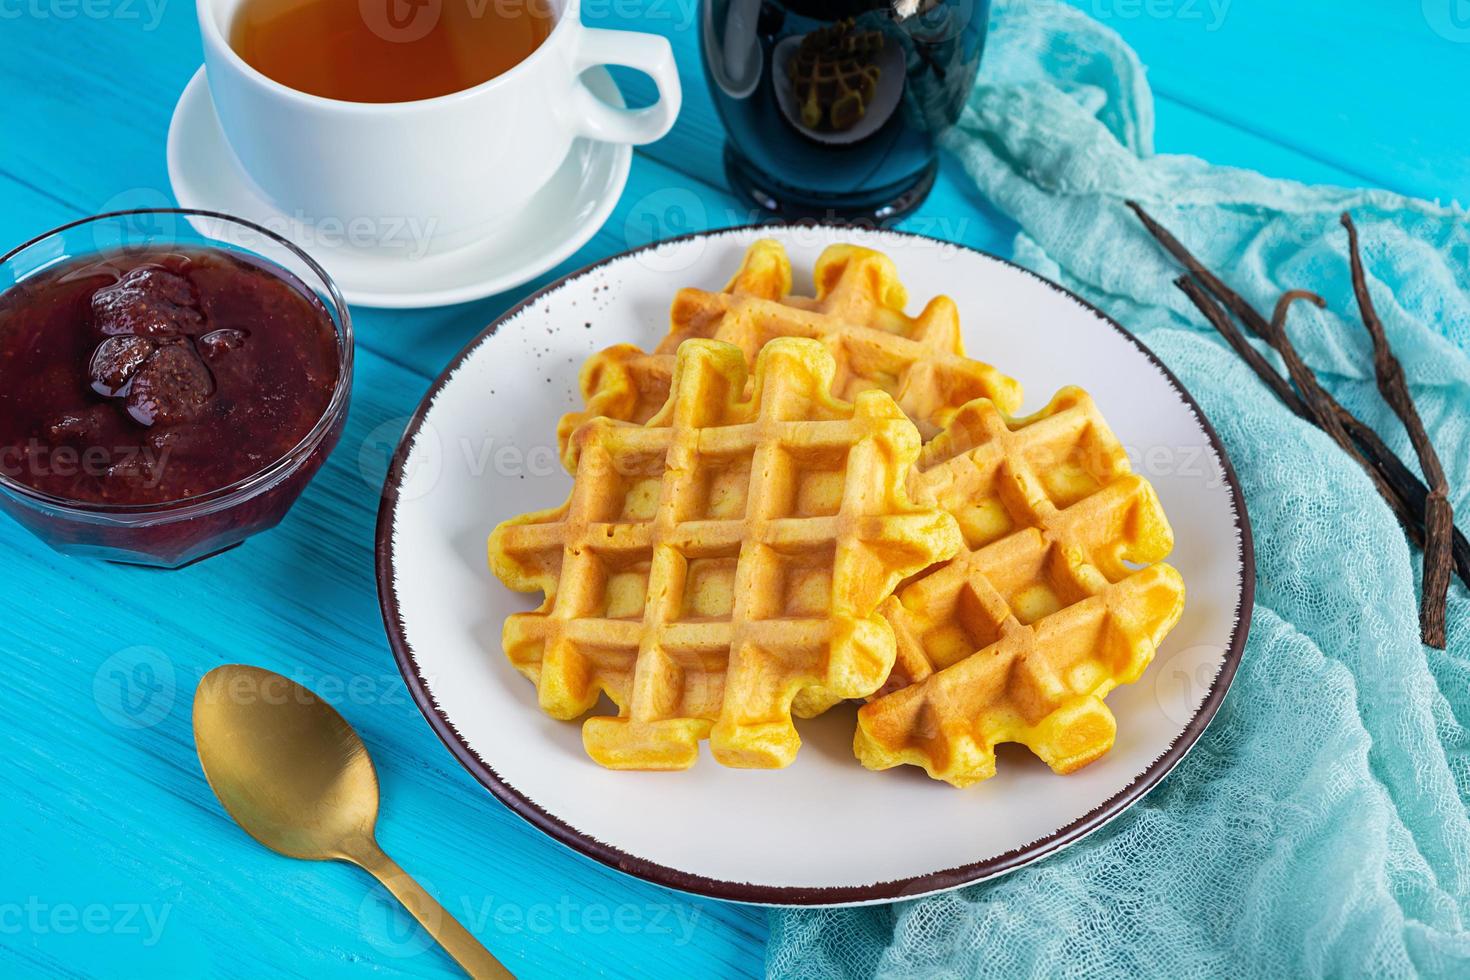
[376,226,1252,906]
[167,67,630,309]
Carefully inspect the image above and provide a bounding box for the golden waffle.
[556,240,1023,463]
[855,388,1185,787]
[489,337,963,771]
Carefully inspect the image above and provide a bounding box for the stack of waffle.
[488,241,1185,787]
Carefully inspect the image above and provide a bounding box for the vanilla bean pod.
[1271,291,1327,333]
[1176,276,1303,412]
[1175,276,1430,555]
[1134,202,1470,590]
[1253,290,1407,507]
[1342,212,1452,647]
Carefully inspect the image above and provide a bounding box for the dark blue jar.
[701,0,991,222]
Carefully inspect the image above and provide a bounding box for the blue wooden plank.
[0,0,1459,976]
[1055,0,1470,202]
[1151,98,1366,188]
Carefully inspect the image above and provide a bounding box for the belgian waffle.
[556,239,1023,463]
[489,337,963,770]
[855,388,1186,787]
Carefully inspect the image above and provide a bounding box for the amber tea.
[230,0,555,103]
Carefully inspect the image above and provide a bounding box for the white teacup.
[197,0,680,253]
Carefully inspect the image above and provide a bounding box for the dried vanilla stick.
[1341,213,1453,647]
[1131,201,1466,647]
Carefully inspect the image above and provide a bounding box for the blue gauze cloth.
[765,2,1470,976]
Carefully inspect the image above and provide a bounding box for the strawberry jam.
[0,247,340,506]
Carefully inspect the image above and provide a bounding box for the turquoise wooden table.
[1,3,1463,976]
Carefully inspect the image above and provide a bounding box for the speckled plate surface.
[376,225,1253,906]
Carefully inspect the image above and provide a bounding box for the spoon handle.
[350,838,515,979]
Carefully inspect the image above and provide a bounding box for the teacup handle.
[569,28,682,145]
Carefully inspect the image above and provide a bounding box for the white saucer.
[166,67,632,309]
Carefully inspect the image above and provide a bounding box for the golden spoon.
[193,664,513,979]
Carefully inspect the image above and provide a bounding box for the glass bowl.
[0,209,353,568]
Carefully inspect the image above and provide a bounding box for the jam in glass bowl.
[0,209,353,567]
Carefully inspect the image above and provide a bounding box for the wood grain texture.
[0,0,1461,977]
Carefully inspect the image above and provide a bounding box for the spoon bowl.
[194,664,378,861]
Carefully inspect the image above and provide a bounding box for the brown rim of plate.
[373,222,1256,907]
